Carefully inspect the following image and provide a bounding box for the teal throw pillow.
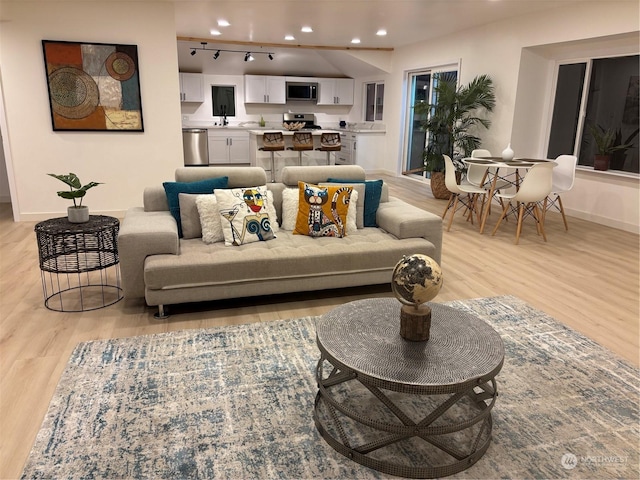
[163,176,229,237]
[326,178,383,227]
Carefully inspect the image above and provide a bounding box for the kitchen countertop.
[336,128,386,134]
[182,124,385,134]
[247,129,342,135]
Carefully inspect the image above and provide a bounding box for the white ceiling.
[172,0,591,77]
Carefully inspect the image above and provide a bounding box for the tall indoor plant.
[48,173,102,223]
[414,74,496,199]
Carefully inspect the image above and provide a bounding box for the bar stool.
[259,132,285,182]
[288,131,314,166]
[315,132,341,165]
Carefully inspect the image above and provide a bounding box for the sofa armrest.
[118,207,179,300]
[376,197,443,264]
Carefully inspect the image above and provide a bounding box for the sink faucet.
[221,105,228,126]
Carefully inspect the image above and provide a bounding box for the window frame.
[546,53,639,174]
[363,81,384,122]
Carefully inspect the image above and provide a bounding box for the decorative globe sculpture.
[392,254,443,341]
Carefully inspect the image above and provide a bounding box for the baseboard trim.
[563,208,639,234]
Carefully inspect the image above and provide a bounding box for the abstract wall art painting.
[42,40,144,132]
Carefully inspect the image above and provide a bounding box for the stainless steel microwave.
[286,82,318,101]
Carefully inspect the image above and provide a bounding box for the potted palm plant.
[414,74,495,199]
[48,173,102,223]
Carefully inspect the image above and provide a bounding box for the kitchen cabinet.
[244,75,286,104]
[336,132,356,165]
[336,131,386,170]
[208,130,250,164]
[179,73,204,102]
[317,78,354,105]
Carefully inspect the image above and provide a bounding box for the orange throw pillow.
[294,182,352,237]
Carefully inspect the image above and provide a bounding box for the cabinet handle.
[229,138,233,146]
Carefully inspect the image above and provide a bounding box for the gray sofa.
[118,165,443,317]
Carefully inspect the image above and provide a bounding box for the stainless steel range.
[283,113,322,130]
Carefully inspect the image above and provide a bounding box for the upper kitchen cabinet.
[179,73,204,103]
[317,78,354,105]
[244,75,286,104]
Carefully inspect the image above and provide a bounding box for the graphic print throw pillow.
[214,185,276,246]
[294,182,352,238]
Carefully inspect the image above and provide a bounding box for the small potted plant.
[588,124,636,171]
[48,173,102,223]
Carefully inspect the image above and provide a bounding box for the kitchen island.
[248,129,343,181]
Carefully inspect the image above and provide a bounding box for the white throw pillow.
[196,194,224,244]
[281,187,358,234]
[214,185,277,246]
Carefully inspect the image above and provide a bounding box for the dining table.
[463,157,556,234]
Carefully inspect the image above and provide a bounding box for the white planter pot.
[68,206,89,223]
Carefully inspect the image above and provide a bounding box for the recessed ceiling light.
[284,35,295,41]
[376,29,387,36]
[351,38,361,44]
[210,29,221,36]
[217,19,230,27]
[301,26,313,33]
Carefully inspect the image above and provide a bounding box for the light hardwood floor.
[1,174,638,479]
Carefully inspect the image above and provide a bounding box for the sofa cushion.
[319,182,365,229]
[195,194,224,244]
[282,187,358,234]
[178,193,204,239]
[215,185,276,246]
[294,182,353,238]
[163,176,228,237]
[326,178,383,227]
[144,229,438,292]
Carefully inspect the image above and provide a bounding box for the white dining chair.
[491,162,555,244]
[543,154,577,231]
[465,149,510,212]
[442,155,487,232]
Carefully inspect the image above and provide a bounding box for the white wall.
[380,1,639,232]
[0,1,183,221]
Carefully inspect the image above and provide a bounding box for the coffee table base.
[313,354,498,479]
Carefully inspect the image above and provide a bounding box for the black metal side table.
[314,298,504,479]
[35,215,123,312]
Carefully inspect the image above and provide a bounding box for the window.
[365,82,384,121]
[547,55,639,173]
[403,68,458,177]
[211,85,235,117]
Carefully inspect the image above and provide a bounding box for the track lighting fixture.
[189,44,274,62]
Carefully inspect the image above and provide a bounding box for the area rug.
[21,296,639,479]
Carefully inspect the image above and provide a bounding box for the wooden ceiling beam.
[177,36,394,52]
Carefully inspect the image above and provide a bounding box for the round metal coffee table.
[313,298,504,478]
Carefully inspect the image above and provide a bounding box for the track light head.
[244,52,254,62]
[213,50,220,60]
[268,53,274,60]
[190,50,196,56]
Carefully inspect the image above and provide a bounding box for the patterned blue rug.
[21,296,639,479]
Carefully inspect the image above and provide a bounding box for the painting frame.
[42,39,144,132]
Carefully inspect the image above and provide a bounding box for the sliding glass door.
[404,67,458,178]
